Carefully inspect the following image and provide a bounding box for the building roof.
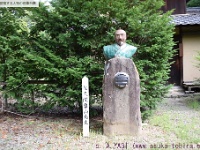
[171,7,200,26]
[171,13,200,26]
[187,7,200,14]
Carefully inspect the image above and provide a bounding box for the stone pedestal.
[103,57,142,136]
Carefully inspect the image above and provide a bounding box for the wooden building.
[163,0,200,90]
[161,0,187,14]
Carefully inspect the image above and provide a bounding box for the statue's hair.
[115,29,126,35]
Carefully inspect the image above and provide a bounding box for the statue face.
[115,29,127,46]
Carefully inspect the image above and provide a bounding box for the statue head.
[115,29,127,46]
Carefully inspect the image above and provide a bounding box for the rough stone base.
[103,57,142,136]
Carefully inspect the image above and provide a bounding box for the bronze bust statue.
[103,29,137,60]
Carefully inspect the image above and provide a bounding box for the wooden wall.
[161,0,186,14]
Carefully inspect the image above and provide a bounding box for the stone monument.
[103,29,142,136]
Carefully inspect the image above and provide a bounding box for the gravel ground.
[0,87,200,150]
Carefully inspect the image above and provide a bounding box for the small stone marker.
[82,76,89,137]
[103,57,142,136]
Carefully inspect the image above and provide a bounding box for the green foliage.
[187,0,200,7]
[0,8,31,112]
[149,111,200,143]
[0,0,175,119]
[195,51,200,83]
[186,95,200,110]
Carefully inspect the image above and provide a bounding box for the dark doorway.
[168,38,182,85]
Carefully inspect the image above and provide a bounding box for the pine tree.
[1,0,175,119]
[0,8,31,111]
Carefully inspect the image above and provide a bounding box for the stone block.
[103,57,142,136]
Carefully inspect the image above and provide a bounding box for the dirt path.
[0,89,200,150]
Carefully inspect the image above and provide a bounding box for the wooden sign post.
[82,76,89,137]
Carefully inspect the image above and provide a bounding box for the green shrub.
[187,0,200,7]
[0,0,175,119]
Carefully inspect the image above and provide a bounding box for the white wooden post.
[82,76,89,137]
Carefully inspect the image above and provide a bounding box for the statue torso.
[103,43,137,60]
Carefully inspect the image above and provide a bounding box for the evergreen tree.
[0,8,31,111]
[187,0,200,7]
[1,0,175,119]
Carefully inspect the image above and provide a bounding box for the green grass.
[149,110,200,144]
[186,95,200,110]
[2,95,200,149]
